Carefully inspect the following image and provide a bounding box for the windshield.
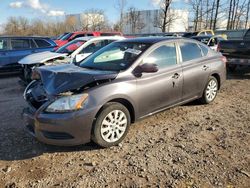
[60,33,73,41]
[79,42,151,71]
[56,39,86,54]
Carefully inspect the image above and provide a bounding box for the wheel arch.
[94,98,136,124]
[210,73,221,90]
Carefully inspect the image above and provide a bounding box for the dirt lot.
[0,68,249,188]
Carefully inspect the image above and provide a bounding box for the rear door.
[179,41,210,101]
[9,38,33,67]
[33,38,54,52]
[137,42,183,117]
[0,38,10,70]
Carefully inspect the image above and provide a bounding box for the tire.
[200,76,219,104]
[92,102,131,148]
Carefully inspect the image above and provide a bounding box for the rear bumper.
[226,57,250,65]
[22,106,97,146]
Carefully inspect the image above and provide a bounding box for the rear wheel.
[92,102,130,148]
[200,76,218,104]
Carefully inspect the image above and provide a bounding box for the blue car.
[0,36,57,74]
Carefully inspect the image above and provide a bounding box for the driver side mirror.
[140,63,158,73]
[133,63,158,77]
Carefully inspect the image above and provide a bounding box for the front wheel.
[92,102,131,148]
[200,76,218,104]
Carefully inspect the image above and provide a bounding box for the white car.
[18,36,125,83]
[191,35,226,51]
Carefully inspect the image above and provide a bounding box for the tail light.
[221,56,227,67]
[217,42,221,52]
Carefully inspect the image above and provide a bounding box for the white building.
[123,9,189,34]
[66,13,105,30]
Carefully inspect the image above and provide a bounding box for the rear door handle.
[172,73,180,79]
[203,65,209,71]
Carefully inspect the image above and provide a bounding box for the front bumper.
[22,106,97,146]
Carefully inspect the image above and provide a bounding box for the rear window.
[244,30,250,40]
[35,39,51,48]
[199,44,209,56]
[71,34,86,40]
[180,42,202,62]
[11,39,30,50]
[0,39,8,50]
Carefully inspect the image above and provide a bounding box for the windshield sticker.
[120,63,126,67]
[125,48,142,55]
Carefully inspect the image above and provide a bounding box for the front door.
[136,42,183,118]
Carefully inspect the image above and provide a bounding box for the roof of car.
[73,36,124,42]
[0,36,51,39]
[191,35,213,39]
[117,37,180,44]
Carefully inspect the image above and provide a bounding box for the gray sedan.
[23,37,226,147]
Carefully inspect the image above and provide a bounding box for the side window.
[199,44,209,56]
[35,39,51,48]
[179,42,202,62]
[11,39,30,50]
[144,43,177,69]
[106,40,116,45]
[30,39,37,48]
[81,40,106,54]
[209,38,218,46]
[0,39,8,50]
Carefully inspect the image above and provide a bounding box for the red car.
[54,31,123,48]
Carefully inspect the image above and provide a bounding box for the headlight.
[45,94,88,113]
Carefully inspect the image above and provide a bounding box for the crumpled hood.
[18,51,68,65]
[36,64,118,95]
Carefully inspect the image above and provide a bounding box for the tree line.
[1,0,250,36]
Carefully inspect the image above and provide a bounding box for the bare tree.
[65,16,78,31]
[126,7,145,34]
[4,17,20,35]
[81,9,108,31]
[189,0,202,31]
[153,0,178,32]
[213,0,221,30]
[115,0,127,32]
[245,0,250,28]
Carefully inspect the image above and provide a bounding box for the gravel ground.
[0,68,249,188]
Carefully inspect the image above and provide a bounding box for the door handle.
[203,65,209,71]
[172,73,180,79]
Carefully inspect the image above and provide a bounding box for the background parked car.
[218,28,250,71]
[19,36,125,83]
[23,37,226,147]
[191,35,226,51]
[0,36,57,75]
[182,30,215,38]
[54,31,123,48]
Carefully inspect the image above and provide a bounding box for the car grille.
[41,131,74,140]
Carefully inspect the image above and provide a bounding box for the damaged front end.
[22,64,118,145]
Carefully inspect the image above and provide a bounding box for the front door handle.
[172,73,180,79]
[203,65,209,71]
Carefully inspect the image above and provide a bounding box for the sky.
[0,0,188,25]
